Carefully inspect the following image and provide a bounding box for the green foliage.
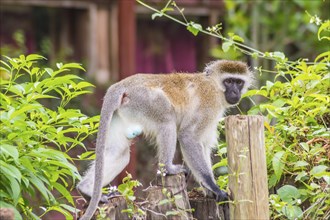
[117,173,145,218]
[244,25,330,219]
[222,0,329,60]
[0,55,99,219]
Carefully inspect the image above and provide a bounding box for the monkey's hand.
[105,191,121,199]
[215,189,229,202]
[98,190,121,203]
[100,195,109,203]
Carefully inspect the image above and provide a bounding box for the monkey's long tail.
[80,88,125,220]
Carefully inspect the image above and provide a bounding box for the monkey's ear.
[204,61,216,76]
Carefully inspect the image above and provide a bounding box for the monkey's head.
[204,60,253,105]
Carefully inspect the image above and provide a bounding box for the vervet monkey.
[78,60,253,220]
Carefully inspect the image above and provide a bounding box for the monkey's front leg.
[156,123,186,175]
[179,132,228,202]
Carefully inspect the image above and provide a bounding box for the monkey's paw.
[166,164,188,175]
[100,195,109,203]
[215,189,229,202]
[100,191,121,203]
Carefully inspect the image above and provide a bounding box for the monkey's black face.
[223,78,245,104]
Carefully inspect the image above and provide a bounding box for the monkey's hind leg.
[77,146,130,203]
[77,115,132,202]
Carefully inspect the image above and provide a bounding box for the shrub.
[0,55,99,219]
[244,45,330,219]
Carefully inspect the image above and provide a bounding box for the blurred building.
[1,0,224,83]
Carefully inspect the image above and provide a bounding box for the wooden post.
[189,196,226,220]
[146,173,193,220]
[0,208,14,220]
[225,115,269,220]
[81,196,129,220]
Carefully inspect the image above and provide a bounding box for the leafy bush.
[244,44,330,219]
[0,55,99,219]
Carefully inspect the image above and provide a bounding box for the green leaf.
[299,143,309,152]
[187,22,202,36]
[0,160,22,182]
[232,35,244,42]
[56,63,63,69]
[310,165,328,178]
[272,51,286,60]
[44,74,82,88]
[212,158,228,169]
[60,204,79,213]
[20,157,35,173]
[272,151,285,181]
[61,63,85,71]
[26,54,45,61]
[29,173,50,202]
[53,182,74,205]
[324,175,330,185]
[47,206,73,220]
[293,161,309,169]
[242,89,268,98]
[1,173,21,205]
[151,12,163,20]
[318,20,330,40]
[222,41,233,52]
[282,205,303,220]
[0,144,19,161]
[75,81,95,89]
[0,93,11,105]
[78,151,95,160]
[44,68,54,76]
[315,51,330,62]
[310,165,328,175]
[295,171,307,182]
[10,104,41,120]
[161,7,174,13]
[277,185,300,203]
[272,99,287,108]
[228,32,244,42]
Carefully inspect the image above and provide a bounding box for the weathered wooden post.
[79,196,129,220]
[146,173,193,220]
[225,115,269,220]
[0,208,14,220]
[189,193,226,220]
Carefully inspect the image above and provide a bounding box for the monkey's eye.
[224,79,233,85]
[236,80,243,85]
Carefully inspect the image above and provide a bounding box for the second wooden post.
[225,115,269,220]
